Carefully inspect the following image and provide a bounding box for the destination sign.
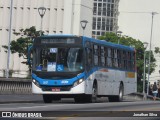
[33,37,82,46]
[41,38,76,44]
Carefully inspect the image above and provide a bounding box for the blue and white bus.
[30,34,137,103]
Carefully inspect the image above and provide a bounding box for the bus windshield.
[33,47,84,72]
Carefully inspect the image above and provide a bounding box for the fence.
[0,78,32,94]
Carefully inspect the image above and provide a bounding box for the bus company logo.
[61,80,69,84]
[2,112,11,117]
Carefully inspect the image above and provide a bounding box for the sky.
[118,0,160,50]
[118,0,160,83]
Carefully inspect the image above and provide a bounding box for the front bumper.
[32,81,85,94]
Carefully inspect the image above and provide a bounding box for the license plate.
[52,88,60,92]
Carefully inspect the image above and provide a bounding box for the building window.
[92,31,96,35]
[97,31,100,35]
[92,0,119,38]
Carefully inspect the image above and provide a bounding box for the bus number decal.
[43,81,49,85]
[61,80,69,84]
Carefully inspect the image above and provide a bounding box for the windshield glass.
[33,47,83,72]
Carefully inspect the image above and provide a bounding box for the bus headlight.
[33,79,40,87]
[73,79,84,87]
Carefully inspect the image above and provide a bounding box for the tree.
[2,26,42,72]
[98,32,157,92]
[155,47,160,54]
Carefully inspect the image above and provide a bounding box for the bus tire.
[43,94,52,103]
[118,84,124,102]
[108,84,123,102]
[86,82,98,103]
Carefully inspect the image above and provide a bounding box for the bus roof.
[41,34,78,38]
[83,36,135,51]
[38,34,135,51]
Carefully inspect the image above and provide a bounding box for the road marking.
[56,117,76,120]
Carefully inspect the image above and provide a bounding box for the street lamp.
[147,12,158,95]
[116,31,122,44]
[80,20,88,36]
[38,7,46,36]
[143,42,148,100]
[6,0,13,78]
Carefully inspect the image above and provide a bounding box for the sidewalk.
[0,94,43,104]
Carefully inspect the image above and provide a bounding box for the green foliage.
[2,26,41,59]
[99,32,157,92]
[137,81,143,93]
[155,47,160,54]
[2,26,42,73]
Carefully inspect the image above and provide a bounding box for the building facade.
[92,0,119,38]
[0,0,93,77]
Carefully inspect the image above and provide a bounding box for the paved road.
[0,94,42,103]
[0,100,160,118]
[0,95,160,120]
[0,100,160,111]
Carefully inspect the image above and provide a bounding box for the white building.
[118,0,160,83]
[92,0,119,38]
[0,0,93,77]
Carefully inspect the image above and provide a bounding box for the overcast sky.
[118,0,160,50]
[118,0,160,82]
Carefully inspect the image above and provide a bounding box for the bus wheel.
[118,84,124,102]
[86,83,98,103]
[92,83,98,102]
[43,94,52,103]
[108,84,123,102]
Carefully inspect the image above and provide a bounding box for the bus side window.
[111,48,114,67]
[114,49,118,68]
[117,50,121,68]
[100,46,105,66]
[94,45,98,66]
[107,48,112,67]
[121,51,125,69]
[123,51,128,70]
[104,47,108,66]
[86,47,92,71]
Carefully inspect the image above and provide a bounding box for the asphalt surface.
[0,101,160,120]
[0,94,42,103]
[0,95,160,120]
[0,94,109,103]
[0,100,160,111]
